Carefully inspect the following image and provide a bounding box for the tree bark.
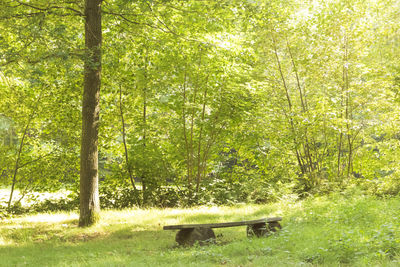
[271,34,305,175]
[337,35,348,179]
[196,85,207,192]
[119,84,140,202]
[79,0,102,227]
[182,66,191,186]
[8,92,42,209]
[7,118,30,209]
[286,38,314,173]
[142,47,148,202]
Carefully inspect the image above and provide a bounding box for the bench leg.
[268,221,282,232]
[247,222,282,237]
[175,227,216,246]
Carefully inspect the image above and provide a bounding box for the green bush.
[99,184,140,209]
[31,197,79,212]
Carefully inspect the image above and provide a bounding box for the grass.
[1,190,400,266]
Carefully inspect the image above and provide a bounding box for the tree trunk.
[286,38,315,174]
[196,84,208,192]
[271,34,305,175]
[79,0,102,227]
[119,84,140,205]
[8,92,42,209]
[182,66,191,186]
[7,118,30,209]
[142,47,148,203]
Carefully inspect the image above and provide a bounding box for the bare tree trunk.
[142,47,148,202]
[196,80,208,192]
[343,36,353,178]
[187,52,202,188]
[7,118,30,209]
[181,67,191,185]
[337,132,343,177]
[119,84,140,204]
[7,91,42,208]
[189,76,198,187]
[286,38,315,174]
[338,35,349,180]
[271,34,305,175]
[79,0,102,227]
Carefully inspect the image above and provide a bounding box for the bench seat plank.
[163,217,282,230]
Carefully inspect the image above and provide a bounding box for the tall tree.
[79,0,102,227]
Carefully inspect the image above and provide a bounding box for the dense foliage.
[0,0,399,211]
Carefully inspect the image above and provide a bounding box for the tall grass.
[1,191,400,266]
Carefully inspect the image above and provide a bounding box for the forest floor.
[1,189,400,266]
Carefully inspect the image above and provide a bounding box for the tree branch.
[12,0,84,16]
[17,151,54,170]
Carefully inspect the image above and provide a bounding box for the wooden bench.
[163,217,282,246]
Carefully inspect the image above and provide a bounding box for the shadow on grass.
[0,225,180,266]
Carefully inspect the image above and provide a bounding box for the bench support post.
[247,221,282,237]
[175,227,216,246]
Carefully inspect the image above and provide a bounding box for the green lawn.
[1,191,400,266]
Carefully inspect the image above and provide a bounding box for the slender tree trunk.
[343,36,353,178]
[189,79,197,186]
[187,53,202,187]
[7,119,30,209]
[271,34,305,175]
[181,67,191,185]
[142,47,148,202]
[119,84,140,205]
[337,132,343,177]
[286,38,315,174]
[337,35,349,180]
[196,81,208,192]
[7,91,42,208]
[79,0,102,227]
